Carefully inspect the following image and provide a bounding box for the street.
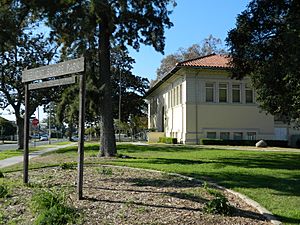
[0,139,67,151]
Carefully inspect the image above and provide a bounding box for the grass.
[112,144,300,225]
[1,143,300,224]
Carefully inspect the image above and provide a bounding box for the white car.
[40,135,48,141]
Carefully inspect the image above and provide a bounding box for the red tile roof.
[177,54,232,69]
[145,54,232,97]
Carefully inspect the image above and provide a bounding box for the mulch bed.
[1,165,273,225]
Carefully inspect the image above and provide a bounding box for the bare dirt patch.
[1,165,272,225]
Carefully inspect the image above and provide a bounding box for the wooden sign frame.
[22,57,86,200]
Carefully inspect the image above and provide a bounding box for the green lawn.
[1,143,300,224]
[111,144,300,225]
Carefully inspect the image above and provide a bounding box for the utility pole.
[48,103,51,145]
[118,66,122,142]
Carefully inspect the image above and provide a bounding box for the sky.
[129,0,251,81]
[1,0,251,121]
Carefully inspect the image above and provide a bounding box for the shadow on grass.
[220,154,300,171]
[115,156,300,197]
[52,144,99,154]
[274,214,300,224]
[117,144,201,153]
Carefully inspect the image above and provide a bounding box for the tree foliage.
[0,0,59,149]
[22,0,174,156]
[56,47,149,132]
[226,0,300,123]
[156,35,226,80]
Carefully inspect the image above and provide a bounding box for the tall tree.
[156,35,226,80]
[111,47,149,122]
[0,1,58,149]
[226,0,300,123]
[56,47,149,139]
[23,0,175,156]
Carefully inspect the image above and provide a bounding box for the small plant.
[204,193,233,215]
[97,167,113,176]
[0,171,4,178]
[202,182,233,215]
[31,189,79,225]
[0,210,6,224]
[0,185,9,198]
[60,162,74,170]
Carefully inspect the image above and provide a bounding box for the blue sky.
[1,1,250,121]
[129,0,251,81]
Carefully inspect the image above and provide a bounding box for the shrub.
[0,185,9,198]
[204,193,233,215]
[200,138,287,147]
[203,182,233,215]
[97,167,113,176]
[0,171,4,178]
[60,162,75,170]
[158,137,177,144]
[34,204,77,225]
[31,189,79,225]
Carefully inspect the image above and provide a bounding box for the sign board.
[32,118,39,127]
[28,76,76,90]
[22,57,84,83]
[22,56,86,200]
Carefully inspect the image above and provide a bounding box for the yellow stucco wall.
[184,104,274,144]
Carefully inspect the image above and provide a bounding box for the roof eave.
[144,65,232,99]
[144,65,183,98]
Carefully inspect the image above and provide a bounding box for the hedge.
[158,137,178,144]
[200,139,288,147]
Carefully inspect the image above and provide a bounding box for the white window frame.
[232,84,241,103]
[205,83,215,103]
[245,83,254,104]
[220,132,230,140]
[218,83,228,103]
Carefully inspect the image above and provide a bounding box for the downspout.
[182,84,184,143]
[195,74,199,144]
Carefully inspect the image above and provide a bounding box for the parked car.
[71,136,87,142]
[71,136,79,142]
[30,134,40,139]
[40,135,48,141]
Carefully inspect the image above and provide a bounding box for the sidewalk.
[0,143,76,169]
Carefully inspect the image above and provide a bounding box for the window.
[150,98,157,115]
[219,83,228,103]
[172,89,175,107]
[207,132,217,139]
[233,132,243,140]
[206,83,214,102]
[247,132,256,140]
[220,132,230,140]
[245,84,254,103]
[174,87,178,105]
[169,85,182,108]
[179,84,182,104]
[232,84,241,103]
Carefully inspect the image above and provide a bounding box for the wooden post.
[77,73,86,200]
[23,83,29,183]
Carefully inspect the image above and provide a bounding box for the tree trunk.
[16,116,24,150]
[98,17,116,157]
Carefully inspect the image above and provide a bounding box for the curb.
[100,165,281,225]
